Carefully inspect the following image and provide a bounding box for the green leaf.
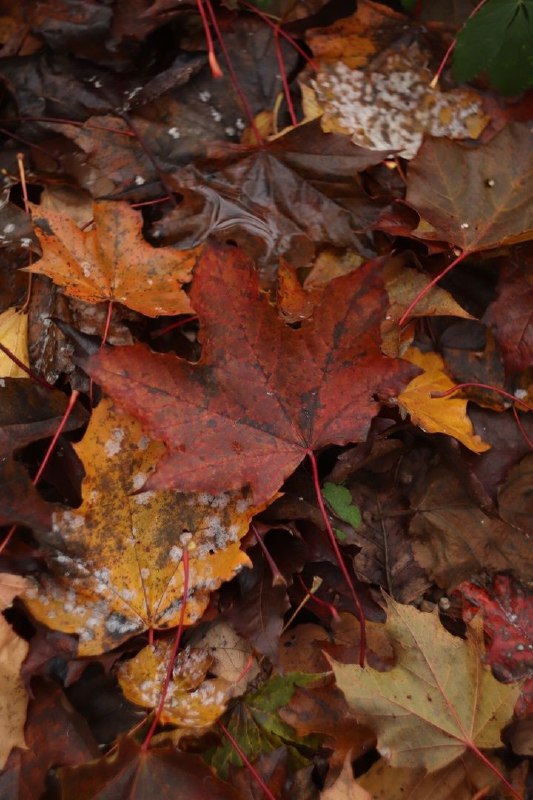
[207,673,322,778]
[453,0,533,95]
[334,527,348,542]
[322,482,362,529]
[400,0,419,11]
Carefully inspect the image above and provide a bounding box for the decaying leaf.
[118,641,232,729]
[483,254,533,375]
[410,465,533,589]
[397,347,491,453]
[209,672,322,778]
[331,596,520,772]
[321,752,371,799]
[0,573,29,769]
[405,124,533,251]
[27,201,201,316]
[0,679,99,799]
[0,307,29,378]
[358,751,519,800]
[279,677,376,772]
[458,575,533,717]
[189,621,260,697]
[59,736,240,800]
[303,1,488,159]
[381,255,472,357]
[83,241,415,504]
[22,398,263,655]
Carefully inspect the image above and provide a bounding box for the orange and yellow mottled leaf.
[22,398,264,655]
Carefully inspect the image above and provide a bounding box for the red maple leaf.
[83,242,415,503]
[458,575,533,717]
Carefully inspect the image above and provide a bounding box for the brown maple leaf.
[83,242,415,504]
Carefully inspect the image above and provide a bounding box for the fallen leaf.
[279,677,376,770]
[0,307,29,378]
[59,735,240,800]
[321,752,371,799]
[0,679,99,799]
[303,0,415,69]
[358,751,519,800]
[83,241,415,504]
[303,1,488,159]
[322,482,362,531]
[453,0,533,95]
[457,575,533,717]
[209,672,321,779]
[497,453,533,532]
[331,596,520,771]
[189,621,260,696]
[381,255,472,357]
[308,44,488,160]
[409,465,533,589]
[155,120,384,282]
[405,124,533,251]
[339,482,431,604]
[0,459,57,532]
[22,398,263,655]
[397,347,491,453]
[0,379,87,459]
[118,641,232,729]
[27,200,201,316]
[467,406,533,499]
[0,573,29,769]
[225,552,290,666]
[483,251,533,374]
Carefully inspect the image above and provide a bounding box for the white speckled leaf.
[22,399,263,655]
[307,43,488,159]
[118,641,231,729]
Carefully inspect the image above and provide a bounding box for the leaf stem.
[431,382,532,413]
[252,523,286,586]
[307,450,366,666]
[273,29,298,127]
[239,1,318,70]
[17,152,34,313]
[141,548,190,750]
[0,389,81,555]
[467,742,522,800]
[399,249,470,327]
[0,342,54,388]
[218,721,277,800]
[195,0,223,78]
[204,0,264,145]
[430,0,488,88]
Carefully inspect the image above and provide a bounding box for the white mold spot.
[104,427,125,457]
[132,472,147,491]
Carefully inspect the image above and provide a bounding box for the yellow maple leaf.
[0,308,29,379]
[0,573,29,768]
[331,596,520,773]
[23,398,265,655]
[118,640,231,729]
[27,201,201,317]
[397,348,490,453]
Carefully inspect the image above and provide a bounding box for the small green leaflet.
[322,482,362,542]
[399,0,419,11]
[207,673,322,778]
[453,0,533,95]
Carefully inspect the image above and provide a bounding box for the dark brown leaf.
[60,736,241,799]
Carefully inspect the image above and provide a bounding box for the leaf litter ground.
[0,1,531,798]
